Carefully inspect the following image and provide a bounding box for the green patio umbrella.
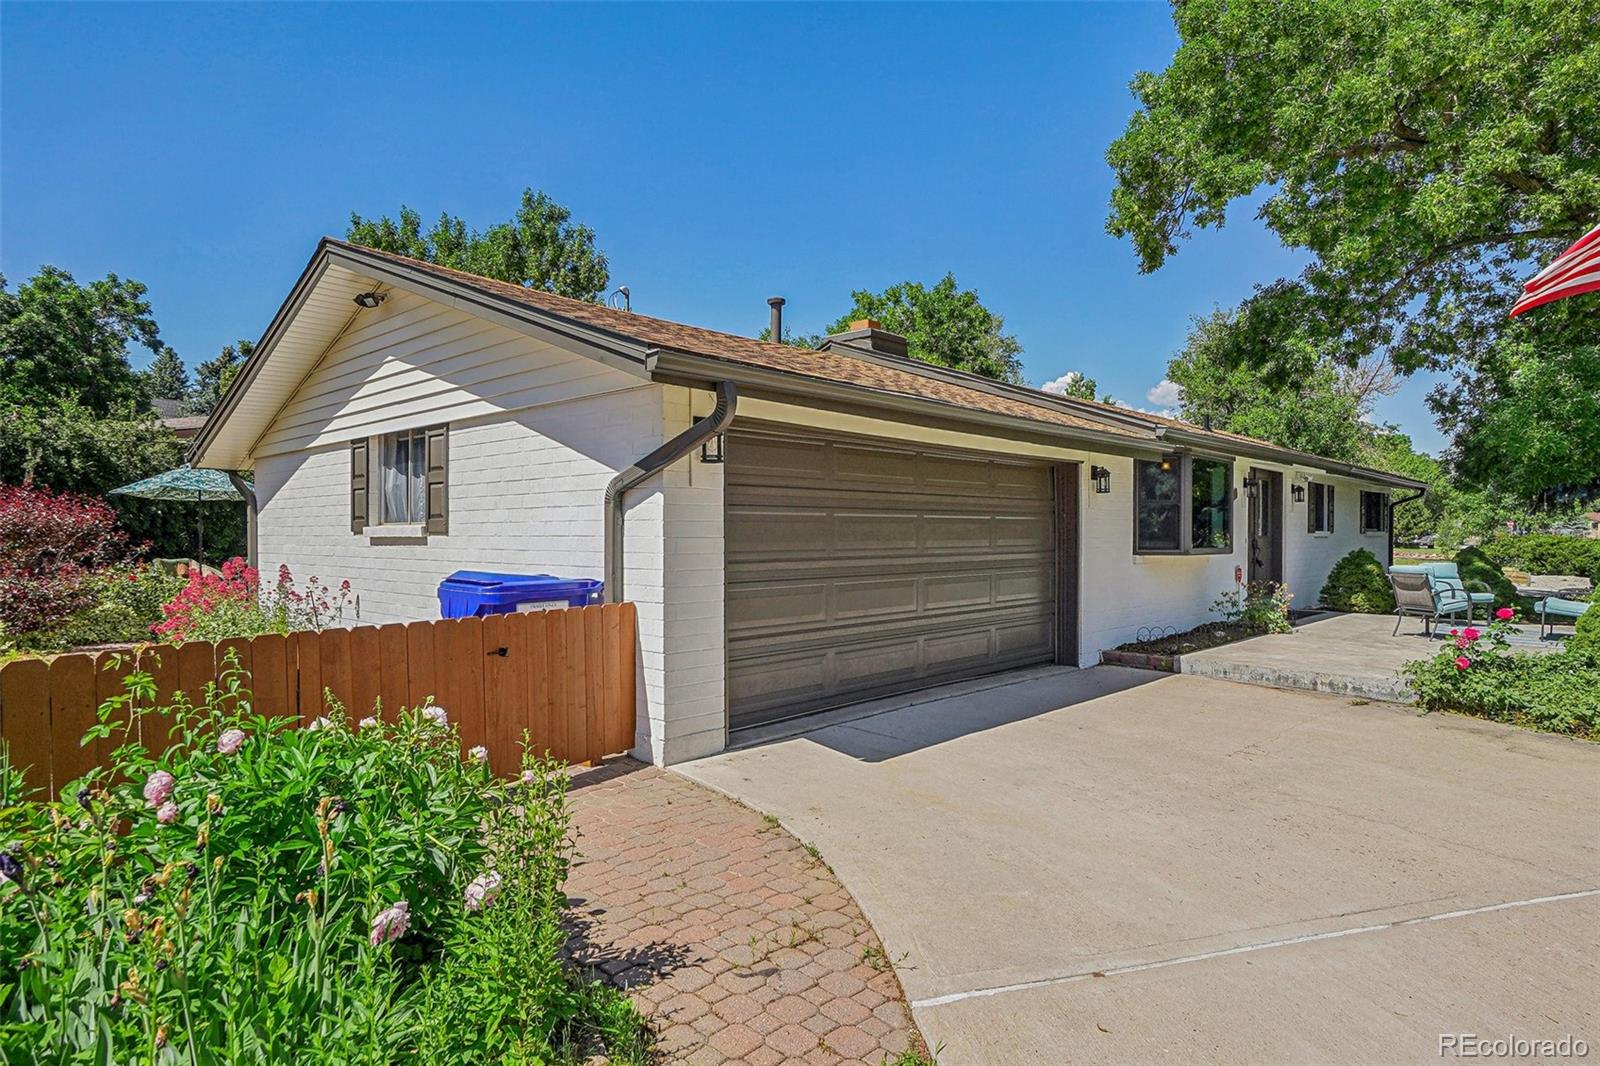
[110,465,252,564]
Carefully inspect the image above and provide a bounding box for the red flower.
[1454,656,1471,671]
[1461,627,1480,642]
[1495,607,1514,621]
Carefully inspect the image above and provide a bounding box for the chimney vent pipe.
[767,296,785,343]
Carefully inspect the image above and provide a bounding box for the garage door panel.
[727,424,1059,730]
[834,578,920,620]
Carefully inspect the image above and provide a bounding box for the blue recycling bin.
[437,571,604,618]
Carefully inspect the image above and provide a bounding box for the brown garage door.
[726,424,1057,730]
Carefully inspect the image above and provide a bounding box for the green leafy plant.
[1319,549,1395,614]
[1452,546,1520,615]
[1210,581,1293,634]
[1479,534,1600,584]
[1402,612,1600,737]
[1570,607,1600,655]
[0,654,647,1063]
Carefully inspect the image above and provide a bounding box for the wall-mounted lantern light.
[1291,484,1306,503]
[1158,452,1179,472]
[1090,465,1111,494]
[353,291,387,309]
[699,432,725,464]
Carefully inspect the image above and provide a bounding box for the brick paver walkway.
[565,758,926,1065]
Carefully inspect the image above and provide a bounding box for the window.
[1135,454,1233,554]
[351,425,448,535]
[1308,481,1335,534]
[379,428,427,525]
[1360,490,1388,534]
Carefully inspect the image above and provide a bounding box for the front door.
[1247,468,1283,586]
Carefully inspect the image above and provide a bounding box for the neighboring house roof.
[189,238,1427,491]
[161,414,209,439]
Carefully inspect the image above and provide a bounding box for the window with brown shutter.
[354,425,448,534]
[1308,482,1335,534]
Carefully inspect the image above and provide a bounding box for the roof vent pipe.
[603,380,738,602]
[767,296,785,343]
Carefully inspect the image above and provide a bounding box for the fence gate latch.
[488,646,509,658]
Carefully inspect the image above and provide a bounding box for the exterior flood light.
[353,291,387,309]
[1090,465,1112,494]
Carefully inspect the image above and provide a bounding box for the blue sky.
[1,2,1445,451]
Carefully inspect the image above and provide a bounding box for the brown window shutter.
[351,438,369,533]
[1328,485,1335,533]
[1308,483,1316,534]
[425,424,449,535]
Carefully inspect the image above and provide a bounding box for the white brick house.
[191,240,1426,765]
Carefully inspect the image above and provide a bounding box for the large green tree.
[348,188,610,301]
[186,339,253,415]
[1106,0,1600,380]
[143,345,189,401]
[1165,310,1370,461]
[827,274,1024,383]
[0,267,160,414]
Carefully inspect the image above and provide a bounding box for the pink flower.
[1454,656,1471,671]
[142,770,175,808]
[156,801,179,825]
[217,729,246,755]
[520,769,538,786]
[1462,627,1481,642]
[468,746,489,763]
[369,900,410,946]
[464,871,502,912]
[423,706,448,727]
[358,716,378,729]
[1448,629,1459,637]
[1496,607,1514,621]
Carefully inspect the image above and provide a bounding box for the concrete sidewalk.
[678,667,1600,1065]
[1180,611,1562,702]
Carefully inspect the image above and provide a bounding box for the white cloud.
[1146,378,1183,407]
[1040,372,1087,396]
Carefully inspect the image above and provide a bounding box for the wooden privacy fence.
[0,603,637,796]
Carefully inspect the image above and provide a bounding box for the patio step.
[1177,656,1414,704]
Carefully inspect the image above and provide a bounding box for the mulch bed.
[1114,621,1270,657]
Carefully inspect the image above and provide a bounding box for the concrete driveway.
[677,667,1600,1065]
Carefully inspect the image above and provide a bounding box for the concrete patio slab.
[677,667,1600,1065]
[1179,611,1562,702]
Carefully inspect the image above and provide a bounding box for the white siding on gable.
[252,288,636,459]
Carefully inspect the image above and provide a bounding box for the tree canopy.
[348,188,610,301]
[826,274,1024,383]
[1107,0,1600,378]
[0,267,160,415]
[143,345,189,401]
[186,340,253,415]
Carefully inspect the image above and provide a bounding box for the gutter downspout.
[1386,488,1426,568]
[603,380,737,602]
[226,471,259,569]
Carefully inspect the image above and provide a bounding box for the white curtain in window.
[381,432,412,523]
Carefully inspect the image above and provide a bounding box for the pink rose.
[142,770,175,808]
[156,801,179,825]
[1454,656,1471,671]
[1462,628,1481,641]
[217,729,246,755]
[1495,607,1514,621]
[369,901,410,946]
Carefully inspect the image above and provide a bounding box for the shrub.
[1211,581,1293,633]
[1319,549,1395,613]
[1571,606,1600,654]
[155,559,354,642]
[0,657,648,1062]
[1402,613,1600,736]
[0,483,136,636]
[1479,533,1600,584]
[1452,545,1520,614]
[17,566,188,651]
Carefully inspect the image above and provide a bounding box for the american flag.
[1510,223,1600,317]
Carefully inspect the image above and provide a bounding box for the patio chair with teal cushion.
[1389,562,1496,623]
[1388,569,1473,636]
[1530,596,1595,639]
